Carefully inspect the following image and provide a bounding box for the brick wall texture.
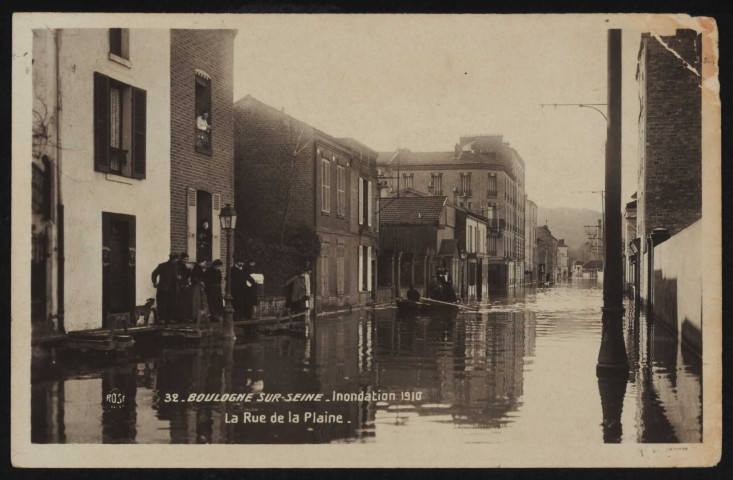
[233,96,378,309]
[170,30,236,260]
[638,29,702,243]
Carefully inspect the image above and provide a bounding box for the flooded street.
[31,280,702,444]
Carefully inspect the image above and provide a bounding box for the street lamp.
[219,203,237,339]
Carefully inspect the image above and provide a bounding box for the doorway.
[196,190,212,262]
[103,212,136,327]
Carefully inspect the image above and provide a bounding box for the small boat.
[396,298,461,314]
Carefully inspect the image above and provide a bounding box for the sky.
[232,15,701,211]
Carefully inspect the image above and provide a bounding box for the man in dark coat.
[176,252,192,322]
[151,253,179,324]
[230,258,247,321]
[204,259,224,321]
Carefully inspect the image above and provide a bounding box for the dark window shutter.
[94,72,110,173]
[132,87,147,179]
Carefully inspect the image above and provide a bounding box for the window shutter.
[367,180,373,227]
[94,72,110,173]
[132,87,147,179]
[211,194,221,262]
[367,246,373,291]
[358,246,363,292]
[358,178,364,225]
[187,188,197,260]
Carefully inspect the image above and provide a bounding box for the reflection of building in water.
[373,309,534,428]
[624,303,702,443]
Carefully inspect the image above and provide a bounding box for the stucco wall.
[57,29,171,331]
[652,220,702,351]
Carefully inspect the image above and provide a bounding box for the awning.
[195,68,211,80]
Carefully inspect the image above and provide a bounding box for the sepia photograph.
[11,13,721,467]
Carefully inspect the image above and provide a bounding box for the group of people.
[404,268,459,304]
[151,253,260,325]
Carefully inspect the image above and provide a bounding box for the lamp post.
[219,203,237,339]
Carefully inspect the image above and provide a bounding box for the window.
[488,236,497,256]
[358,245,372,292]
[337,165,346,216]
[358,177,371,226]
[487,174,497,197]
[431,173,443,195]
[460,173,471,196]
[109,29,129,60]
[468,225,473,253]
[321,247,329,296]
[109,82,124,173]
[321,158,331,213]
[337,246,345,295]
[402,173,414,189]
[94,72,146,179]
[195,73,212,154]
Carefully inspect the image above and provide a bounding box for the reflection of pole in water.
[597,373,627,443]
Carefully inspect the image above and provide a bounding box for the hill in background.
[536,206,603,263]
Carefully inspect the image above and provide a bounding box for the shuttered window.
[336,165,346,216]
[321,158,331,213]
[94,72,146,179]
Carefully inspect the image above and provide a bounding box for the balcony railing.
[487,189,497,198]
[195,128,212,155]
[109,147,128,174]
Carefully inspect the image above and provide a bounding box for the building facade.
[635,29,702,304]
[524,197,538,285]
[233,95,378,312]
[557,239,569,281]
[624,196,638,294]
[536,225,558,285]
[170,29,237,270]
[32,28,171,333]
[377,134,526,291]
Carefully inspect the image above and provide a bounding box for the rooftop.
[379,196,447,225]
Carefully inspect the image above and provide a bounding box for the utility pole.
[597,28,628,375]
[602,30,624,315]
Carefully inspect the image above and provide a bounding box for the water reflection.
[31,282,702,444]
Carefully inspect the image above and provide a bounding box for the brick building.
[635,29,702,304]
[233,95,378,312]
[377,134,526,291]
[169,29,237,271]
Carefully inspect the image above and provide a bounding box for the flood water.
[31,280,702,444]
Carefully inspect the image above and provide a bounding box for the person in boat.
[406,284,421,302]
[430,273,446,301]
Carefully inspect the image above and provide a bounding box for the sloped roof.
[380,196,447,225]
[383,187,430,198]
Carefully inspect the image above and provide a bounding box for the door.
[103,212,136,327]
[196,190,212,262]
